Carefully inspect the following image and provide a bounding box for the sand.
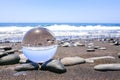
[0,39,120,80]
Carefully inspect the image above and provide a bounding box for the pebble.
[41,59,66,73]
[73,42,84,47]
[0,49,18,57]
[86,48,95,52]
[94,64,120,71]
[85,56,115,63]
[0,54,20,65]
[14,63,39,71]
[0,46,12,51]
[61,42,71,47]
[98,47,106,50]
[60,56,85,66]
[118,53,120,58]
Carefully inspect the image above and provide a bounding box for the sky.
[0,0,120,23]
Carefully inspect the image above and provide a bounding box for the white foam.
[0,24,120,42]
[45,24,120,31]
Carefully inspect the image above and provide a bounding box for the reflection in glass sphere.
[22,27,58,63]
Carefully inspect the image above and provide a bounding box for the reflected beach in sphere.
[22,27,58,63]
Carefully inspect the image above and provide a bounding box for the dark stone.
[0,54,20,65]
[0,46,12,51]
[5,49,18,54]
[41,59,66,73]
[14,62,39,71]
[0,49,18,58]
[114,41,120,46]
[86,48,95,52]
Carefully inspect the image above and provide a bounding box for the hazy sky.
[0,0,120,23]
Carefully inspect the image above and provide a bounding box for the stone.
[19,54,28,63]
[118,53,120,58]
[41,59,66,73]
[60,56,85,66]
[0,49,18,57]
[14,63,39,71]
[73,42,84,47]
[0,46,12,51]
[94,46,100,49]
[94,64,120,71]
[85,56,115,63]
[0,52,7,57]
[113,41,120,46]
[99,47,106,50]
[61,42,71,47]
[86,48,95,52]
[5,49,18,54]
[0,54,20,65]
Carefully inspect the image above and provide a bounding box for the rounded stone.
[94,64,120,71]
[14,63,39,71]
[0,54,20,65]
[60,56,85,66]
[41,59,66,73]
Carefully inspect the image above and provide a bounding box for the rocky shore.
[0,38,120,80]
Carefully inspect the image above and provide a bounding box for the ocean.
[0,23,120,42]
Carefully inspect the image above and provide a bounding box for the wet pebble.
[41,59,66,73]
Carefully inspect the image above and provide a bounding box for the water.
[0,23,120,42]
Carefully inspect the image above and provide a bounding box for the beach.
[0,38,120,80]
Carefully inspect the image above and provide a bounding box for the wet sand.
[0,39,120,80]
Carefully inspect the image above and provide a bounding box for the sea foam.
[0,24,120,42]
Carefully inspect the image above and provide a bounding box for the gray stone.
[0,54,20,65]
[0,52,7,57]
[14,63,39,71]
[113,41,120,46]
[41,59,66,73]
[86,48,95,52]
[60,56,85,66]
[61,42,71,47]
[94,64,120,71]
[0,49,18,57]
[73,42,84,47]
[0,46,12,51]
[5,49,18,54]
[85,56,115,63]
[98,47,106,50]
[118,53,120,58]
[94,46,100,49]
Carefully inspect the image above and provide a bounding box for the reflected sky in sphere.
[22,27,58,63]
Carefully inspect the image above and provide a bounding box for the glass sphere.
[22,27,58,63]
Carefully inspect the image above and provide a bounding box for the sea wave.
[0,24,120,42]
